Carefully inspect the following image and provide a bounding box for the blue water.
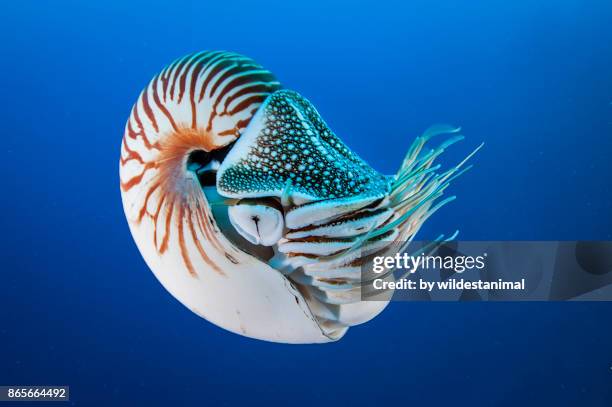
[2,0,611,405]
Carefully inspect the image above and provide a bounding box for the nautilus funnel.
[119,50,479,343]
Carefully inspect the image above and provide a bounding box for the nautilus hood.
[216,90,391,229]
[217,89,390,202]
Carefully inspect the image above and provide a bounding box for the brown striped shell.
[120,51,280,275]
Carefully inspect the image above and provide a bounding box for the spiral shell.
[120,50,478,343]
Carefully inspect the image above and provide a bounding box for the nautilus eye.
[120,50,480,344]
[228,200,284,246]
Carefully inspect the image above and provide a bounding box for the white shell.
[125,215,338,343]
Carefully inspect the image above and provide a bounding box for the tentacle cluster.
[273,126,482,328]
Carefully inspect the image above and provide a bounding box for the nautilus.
[120,51,480,343]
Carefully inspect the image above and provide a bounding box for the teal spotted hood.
[216,90,392,206]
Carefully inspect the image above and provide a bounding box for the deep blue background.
[1,0,611,405]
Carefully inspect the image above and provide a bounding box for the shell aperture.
[120,50,480,343]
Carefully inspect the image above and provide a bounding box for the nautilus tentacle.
[120,50,479,343]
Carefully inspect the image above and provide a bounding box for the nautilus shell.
[120,51,479,343]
